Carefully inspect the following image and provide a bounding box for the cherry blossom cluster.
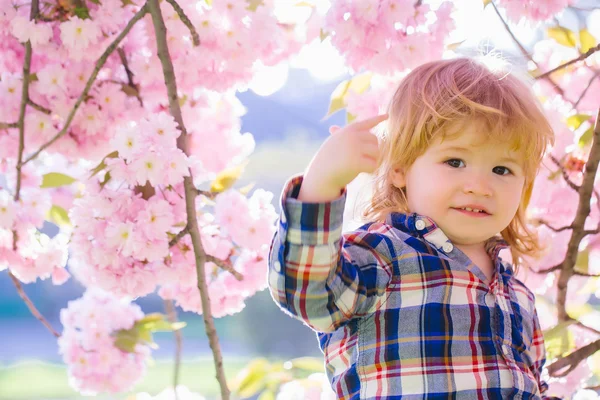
[323,0,455,75]
[497,0,574,24]
[132,0,318,93]
[159,188,277,317]
[58,289,150,394]
[0,161,70,284]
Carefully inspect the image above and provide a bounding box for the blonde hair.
[362,57,555,274]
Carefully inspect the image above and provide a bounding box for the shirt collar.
[385,212,511,273]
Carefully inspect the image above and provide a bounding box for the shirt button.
[442,243,454,252]
[273,261,281,272]
[415,219,426,230]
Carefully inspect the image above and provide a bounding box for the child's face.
[390,123,526,246]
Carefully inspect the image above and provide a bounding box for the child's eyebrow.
[438,145,521,164]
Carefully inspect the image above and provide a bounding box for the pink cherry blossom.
[497,0,573,23]
[59,17,101,60]
[58,289,150,395]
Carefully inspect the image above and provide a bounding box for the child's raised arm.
[298,114,387,202]
[268,115,393,333]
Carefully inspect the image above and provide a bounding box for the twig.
[490,1,567,99]
[117,47,143,107]
[207,255,244,281]
[532,219,572,233]
[20,4,149,166]
[548,154,581,192]
[165,0,200,46]
[0,122,18,129]
[572,319,600,336]
[27,99,51,115]
[146,1,230,398]
[555,109,600,321]
[197,189,217,199]
[9,271,60,338]
[573,271,600,277]
[531,264,561,274]
[169,225,190,247]
[536,44,600,80]
[547,338,600,377]
[164,299,182,399]
[574,70,600,108]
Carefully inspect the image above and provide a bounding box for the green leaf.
[566,114,592,130]
[74,6,91,19]
[578,127,594,148]
[137,327,153,344]
[346,112,357,124]
[319,28,329,42]
[326,79,351,117]
[113,329,139,353]
[288,357,324,373]
[89,150,119,177]
[89,0,102,4]
[247,0,264,11]
[258,390,276,400]
[210,162,247,193]
[579,28,596,53]
[544,320,576,360]
[547,26,577,48]
[590,350,600,379]
[325,74,372,119]
[574,248,589,274]
[40,172,77,188]
[234,358,271,398]
[47,205,71,226]
[446,40,466,51]
[141,319,187,332]
[295,1,315,7]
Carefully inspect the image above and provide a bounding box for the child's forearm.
[297,163,344,203]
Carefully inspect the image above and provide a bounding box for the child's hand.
[298,114,388,202]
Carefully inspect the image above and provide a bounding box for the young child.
[268,57,560,399]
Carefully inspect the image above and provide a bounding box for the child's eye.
[493,166,512,176]
[444,159,464,168]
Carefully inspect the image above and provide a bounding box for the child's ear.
[389,166,406,189]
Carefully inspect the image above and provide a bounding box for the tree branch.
[574,70,600,109]
[164,299,182,398]
[490,1,567,99]
[536,43,600,80]
[555,109,600,321]
[532,264,561,274]
[547,338,600,377]
[21,4,148,166]
[532,218,572,233]
[0,122,18,130]
[207,255,244,281]
[169,225,190,247]
[117,47,143,107]
[197,189,218,200]
[165,0,200,46]
[146,1,230,398]
[9,271,60,338]
[27,99,51,115]
[548,154,581,192]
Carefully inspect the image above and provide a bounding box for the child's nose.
[462,173,493,197]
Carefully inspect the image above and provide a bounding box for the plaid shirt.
[268,176,559,399]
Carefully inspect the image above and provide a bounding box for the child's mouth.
[452,208,490,217]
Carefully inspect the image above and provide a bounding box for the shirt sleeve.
[267,175,394,333]
[530,306,563,400]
